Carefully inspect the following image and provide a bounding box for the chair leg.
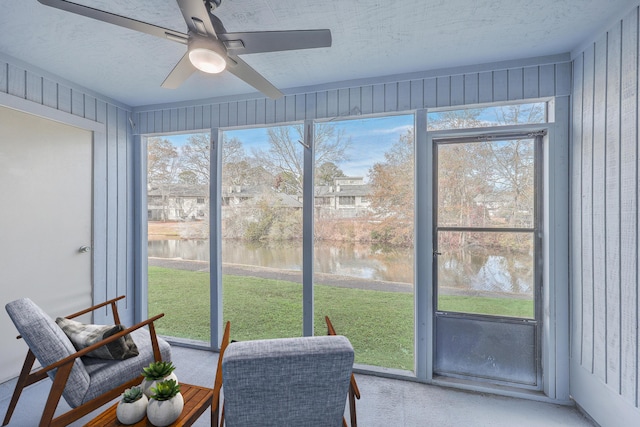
[2,350,37,426]
[349,385,357,427]
[39,362,73,427]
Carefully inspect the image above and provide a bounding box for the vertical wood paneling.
[508,68,524,100]
[619,7,638,406]
[304,93,315,120]
[170,107,178,131]
[43,78,59,107]
[581,45,595,372]
[116,108,128,299]
[398,81,411,111]
[137,111,147,134]
[450,75,464,106]
[267,100,279,125]
[492,70,508,102]
[338,88,350,116]
[301,93,313,120]
[85,95,96,121]
[58,85,71,113]
[605,22,622,391]
[255,99,266,125]
[315,91,327,118]
[436,76,450,107]
[571,53,584,367]
[464,74,478,105]
[384,82,397,112]
[592,34,607,382]
[282,95,294,122]
[571,7,640,418]
[202,104,212,129]
[556,62,572,96]
[26,72,42,104]
[0,61,7,93]
[106,104,118,302]
[296,94,306,121]
[423,77,437,108]
[217,103,230,127]
[194,105,203,129]
[71,90,84,118]
[372,84,385,113]
[539,64,556,97]
[244,100,254,126]
[327,89,338,117]
[523,66,540,99]
[360,85,373,115]
[228,101,238,127]
[94,100,108,304]
[410,79,423,109]
[478,71,493,103]
[7,65,25,98]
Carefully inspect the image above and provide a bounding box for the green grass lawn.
[148,266,532,371]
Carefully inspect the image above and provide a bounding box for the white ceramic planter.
[116,394,148,425]
[141,373,179,398]
[146,393,184,427]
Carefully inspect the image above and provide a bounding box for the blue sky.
[166,114,414,181]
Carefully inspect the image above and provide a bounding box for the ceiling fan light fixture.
[189,48,226,73]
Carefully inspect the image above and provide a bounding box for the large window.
[220,125,303,341]
[146,133,211,343]
[314,115,415,370]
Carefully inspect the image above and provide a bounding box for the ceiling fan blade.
[37,0,188,44]
[175,0,218,38]
[161,52,196,89]
[218,29,331,55]
[225,56,283,99]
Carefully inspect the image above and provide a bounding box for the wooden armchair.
[3,296,171,427]
[221,334,354,426]
[212,321,231,427]
[326,316,360,427]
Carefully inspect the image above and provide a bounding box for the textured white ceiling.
[0,0,636,107]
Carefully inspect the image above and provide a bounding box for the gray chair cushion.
[5,298,172,408]
[222,335,354,427]
[5,298,90,407]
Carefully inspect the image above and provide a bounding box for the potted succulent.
[147,379,184,427]
[116,386,148,425]
[140,361,178,398]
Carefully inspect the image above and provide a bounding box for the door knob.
[78,245,91,253]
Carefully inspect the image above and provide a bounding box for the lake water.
[148,239,414,283]
[147,239,533,295]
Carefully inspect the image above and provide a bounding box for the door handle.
[433,250,442,256]
[78,245,92,253]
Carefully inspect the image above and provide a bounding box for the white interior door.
[0,105,93,383]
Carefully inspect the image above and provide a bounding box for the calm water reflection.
[148,239,531,294]
[148,239,414,283]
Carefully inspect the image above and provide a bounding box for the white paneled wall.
[570,6,640,426]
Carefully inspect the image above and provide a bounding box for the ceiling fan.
[36,0,332,99]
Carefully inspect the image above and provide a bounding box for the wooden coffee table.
[84,383,213,427]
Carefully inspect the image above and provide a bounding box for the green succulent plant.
[141,361,176,380]
[150,379,181,401]
[121,386,144,403]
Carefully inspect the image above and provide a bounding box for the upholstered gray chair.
[3,296,171,427]
[221,335,354,427]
